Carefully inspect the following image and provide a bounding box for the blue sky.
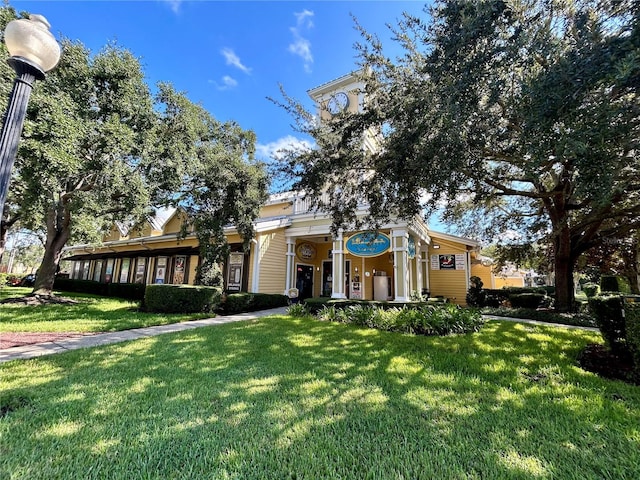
[11,0,429,165]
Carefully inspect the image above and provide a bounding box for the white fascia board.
[254,217,292,233]
[429,230,481,249]
[63,231,195,255]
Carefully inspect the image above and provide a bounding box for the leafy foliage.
[315,303,484,336]
[223,293,289,314]
[588,294,628,356]
[277,0,640,313]
[286,302,309,317]
[143,284,222,314]
[0,6,268,295]
[508,293,545,309]
[625,303,640,382]
[466,275,486,307]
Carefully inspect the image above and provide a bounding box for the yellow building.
[63,73,493,305]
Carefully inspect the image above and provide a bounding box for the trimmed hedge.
[600,275,630,294]
[53,278,145,300]
[144,284,222,313]
[582,282,599,297]
[625,303,640,382]
[508,293,545,309]
[223,293,289,314]
[588,294,627,355]
[476,286,551,308]
[105,282,146,301]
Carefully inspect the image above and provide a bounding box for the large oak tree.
[1,7,267,295]
[279,0,639,312]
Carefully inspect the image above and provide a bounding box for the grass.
[0,287,209,332]
[1,314,639,479]
[482,306,597,328]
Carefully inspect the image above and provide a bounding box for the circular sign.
[345,232,390,257]
[296,242,317,261]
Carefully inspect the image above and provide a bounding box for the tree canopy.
[279,0,639,311]
[0,6,268,294]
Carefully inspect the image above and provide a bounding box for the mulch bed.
[0,332,98,349]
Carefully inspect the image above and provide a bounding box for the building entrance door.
[296,265,314,300]
[321,261,332,297]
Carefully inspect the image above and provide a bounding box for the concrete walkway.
[0,309,599,364]
[0,306,288,364]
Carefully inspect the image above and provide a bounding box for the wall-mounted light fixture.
[432,244,441,249]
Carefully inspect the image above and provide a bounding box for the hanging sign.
[345,232,390,257]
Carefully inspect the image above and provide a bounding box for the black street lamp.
[0,14,60,214]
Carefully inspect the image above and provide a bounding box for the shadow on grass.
[1,316,639,479]
[0,292,206,332]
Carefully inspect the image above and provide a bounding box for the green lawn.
[0,287,209,332]
[1,314,638,479]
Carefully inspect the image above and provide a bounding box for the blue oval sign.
[345,232,390,257]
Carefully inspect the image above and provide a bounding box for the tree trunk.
[554,226,575,313]
[32,200,71,295]
[0,220,6,266]
[0,209,19,266]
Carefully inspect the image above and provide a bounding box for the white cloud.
[256,135,315,162]
[221,48,251,74]
[162,0,182,14]
[288,10,314,73]
[210,75,238,91]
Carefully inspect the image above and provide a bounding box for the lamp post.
[0,14,60,214]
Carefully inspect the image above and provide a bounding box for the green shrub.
[223,293,288,314]
[508,293,545,309]
[144,284,222,314]
[287,303,309,317]
[52,278,109,296]
[317,305,348,323]
[582,282,599,298]
[600,275,630,293]
[624,303,640,382]
[107,282,146,301]
[315,303,484,336]
[466,276,486,307]
[53,278,145,300]
[588,294,627,355]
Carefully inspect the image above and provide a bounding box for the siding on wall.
[258,229,287,294]
[494,277,525,288]
[260,203,293,218]
[164,213,184,234]
[103,225,125,242]
[427,238,471,305]
[471,261,494,290]
[188,255,199,285]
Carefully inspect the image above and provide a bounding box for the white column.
[422,253,430,297]
[331,229,346,299]
[392,228,410,301]
[284,238,296,295]
[251,237,260,292]
[416,243,423,298]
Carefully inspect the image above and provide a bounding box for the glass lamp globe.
[4,14,61,72]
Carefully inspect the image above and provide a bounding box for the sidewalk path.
[0,306,288,364]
